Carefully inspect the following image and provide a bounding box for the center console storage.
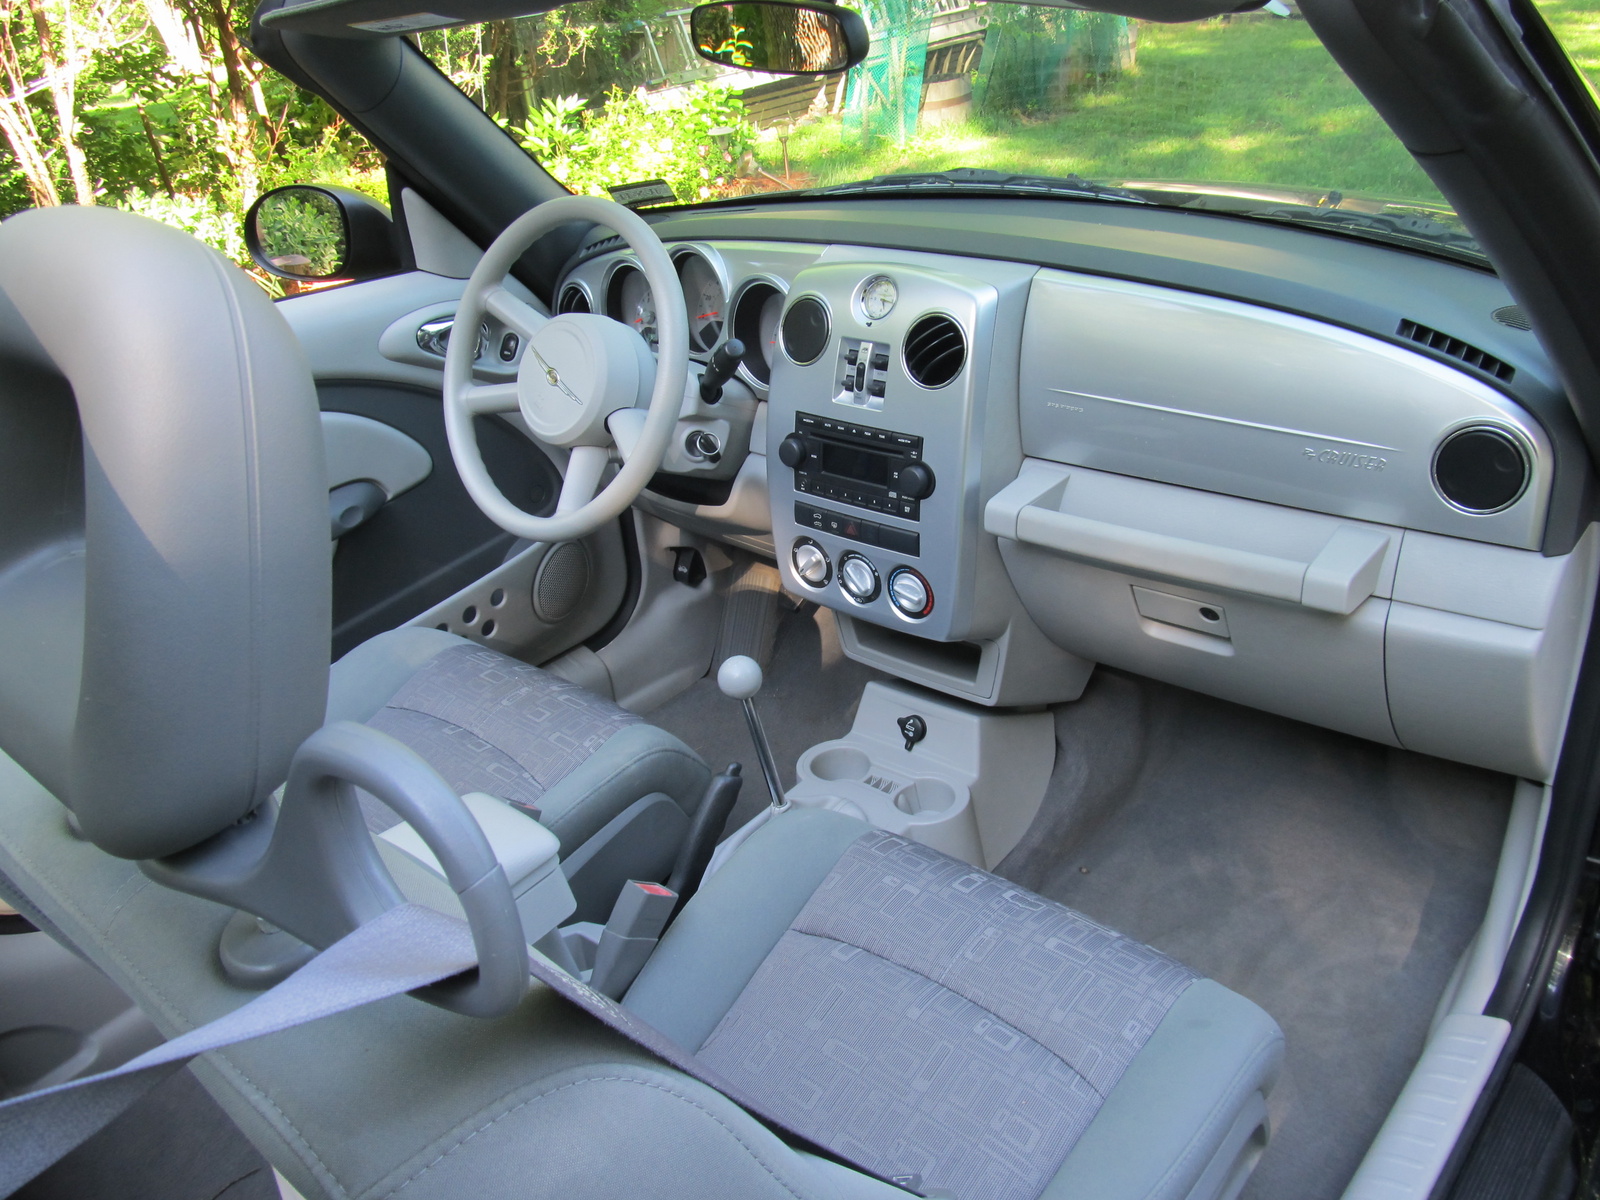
[785,681,1055,868]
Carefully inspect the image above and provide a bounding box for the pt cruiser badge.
[1304,446,1388,471]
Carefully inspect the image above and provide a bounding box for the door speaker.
[533,541,591,623]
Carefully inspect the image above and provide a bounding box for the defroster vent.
[1397,319,1514,382]
[903,314,966,388]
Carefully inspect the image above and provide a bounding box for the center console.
[765,253,1028,644]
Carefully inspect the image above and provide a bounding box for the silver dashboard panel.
[1019,269,1552,550]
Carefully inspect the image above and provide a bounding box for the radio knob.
[838,553,880,603]
[792,538,830,587]
[889,568,933,618]
[778,433,807,469]
[898,461,936,501]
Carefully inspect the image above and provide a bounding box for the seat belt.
[0,903,922,1199]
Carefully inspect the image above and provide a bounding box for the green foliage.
[513,81,755,201]
[254,191,347,277]
[114,190,248,266]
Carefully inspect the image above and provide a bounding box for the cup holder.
[894,779,956,816]
[809,746,871,782]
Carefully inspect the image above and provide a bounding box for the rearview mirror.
[690,1,869,75]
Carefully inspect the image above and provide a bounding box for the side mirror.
[244,184,400,284]
[690,0,869,75]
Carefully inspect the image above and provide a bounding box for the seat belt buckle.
[588,880,678,999]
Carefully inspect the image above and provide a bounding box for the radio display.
[820,439,890,486]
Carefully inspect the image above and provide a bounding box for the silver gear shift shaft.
[716,656,787,811]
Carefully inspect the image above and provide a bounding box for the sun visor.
[260,0,1257,38]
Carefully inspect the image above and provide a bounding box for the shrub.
[514,81,756,202]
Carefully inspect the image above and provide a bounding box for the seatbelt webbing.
[0,904,475,1197]
[0,904,909,1199]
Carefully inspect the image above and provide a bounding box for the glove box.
[986,460,1596,779]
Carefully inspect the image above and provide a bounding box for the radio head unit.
[776,412,935,520]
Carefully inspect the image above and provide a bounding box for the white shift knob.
[717,655,763,700]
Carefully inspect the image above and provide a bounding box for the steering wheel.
[443,195,689,542]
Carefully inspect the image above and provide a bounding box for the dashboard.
[554,197,1597,784]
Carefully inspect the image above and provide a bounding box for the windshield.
[418,2,1481,261]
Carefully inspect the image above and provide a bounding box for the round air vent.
[1492,305,1531,331]
[903,314,966,388]
[557,284,591,315]
[781,296,830,365]
[533,542,591,623]
[1433,426,1530,513]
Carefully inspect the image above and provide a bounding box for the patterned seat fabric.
[696,830,1198,1200]
[360,643,643,831]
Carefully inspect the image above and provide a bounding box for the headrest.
[0,206,330,859]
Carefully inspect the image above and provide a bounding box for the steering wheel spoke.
[557,444,611,515]
[483,286,548,340]
[462,382,521,415]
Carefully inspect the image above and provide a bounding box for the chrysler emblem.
[530,347,581,404]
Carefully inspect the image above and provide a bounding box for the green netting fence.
[973,7,1134,117]
[842,0,934,144]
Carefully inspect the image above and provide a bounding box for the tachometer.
[758,291,783,372]
[730,279,787,387]
[677,253,726,353]
[606,264,657,348]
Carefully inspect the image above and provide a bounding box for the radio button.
[792,538,831,588]
[838,553,881,604]
[889,568,933,618]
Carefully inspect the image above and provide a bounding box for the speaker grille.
[903,314,966,388]
[1433,426,1530,514]
[781,296,830,365]
[533,542,591,623]
[1492,305,1532,331]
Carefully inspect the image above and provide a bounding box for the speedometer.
[677,253,726,352]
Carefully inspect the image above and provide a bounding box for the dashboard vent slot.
[903,315,965,388]
[557,284,591,315]
[1397,319,1514,382]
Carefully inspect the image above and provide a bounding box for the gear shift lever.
[717,656,787,811]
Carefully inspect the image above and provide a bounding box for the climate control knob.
[778,433,808,469]
[837,552,881,604]
[897,461,935,501]
[888,567,933,618]
[791,537,830,587]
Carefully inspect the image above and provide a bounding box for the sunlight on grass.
[783,16,1448,203]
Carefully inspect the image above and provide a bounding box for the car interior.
[2,0,1599,1198]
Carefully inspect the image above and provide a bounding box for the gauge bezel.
[670,243,732,360]
[556,280,593,315]
[729,274,790,393]
[602,258,660,348]
[781,293,833,366]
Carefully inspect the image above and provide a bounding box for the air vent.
[586,234,624,255]
[903,314,966,388]
[557,284,591,314]
[1397,319,1514,382]
[1492,305,1533,331]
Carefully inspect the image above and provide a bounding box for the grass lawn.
[1537,0,1600,85]
[778,16,1448,203]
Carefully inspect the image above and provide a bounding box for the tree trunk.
[24,0,94,205]
[0,4,62,205]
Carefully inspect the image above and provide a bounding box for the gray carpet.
[998,668,1513,1200]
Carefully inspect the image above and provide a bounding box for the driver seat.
[0,207,1283,1200]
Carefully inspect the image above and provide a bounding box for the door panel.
[319,381,563,658]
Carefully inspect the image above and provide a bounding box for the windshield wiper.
[1246,206,1485,261]
[802,169,1155,204]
